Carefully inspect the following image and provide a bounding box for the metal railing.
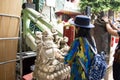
[22,8,62,51]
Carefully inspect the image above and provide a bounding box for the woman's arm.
[102,16,119,36]
[109,19,119,30]
[106,23,119,36]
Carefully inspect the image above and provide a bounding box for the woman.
[64,15,96,80]
[102,16,120,80]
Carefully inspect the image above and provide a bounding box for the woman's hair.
[75,26,90,38]
[75,26,94,47]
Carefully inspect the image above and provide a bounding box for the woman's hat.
[70,15,94,28]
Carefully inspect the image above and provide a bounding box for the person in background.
[64,15,96,80]
[93,12,110,60]
[102,16,120,80]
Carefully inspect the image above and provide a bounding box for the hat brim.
[70,20,94,28]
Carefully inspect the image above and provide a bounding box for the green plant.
[79,0,120,14]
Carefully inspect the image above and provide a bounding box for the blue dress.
[64,37,94,80]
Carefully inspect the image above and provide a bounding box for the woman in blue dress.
[64,15,96,80]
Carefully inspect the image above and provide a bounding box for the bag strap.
[85,36,97,54]
[78,58,89,80]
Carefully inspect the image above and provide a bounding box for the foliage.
[79,0,120,14]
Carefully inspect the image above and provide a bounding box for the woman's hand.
[102,16,109,23]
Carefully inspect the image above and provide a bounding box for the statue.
[33,30,70,80]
